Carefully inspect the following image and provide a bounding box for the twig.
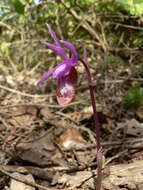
[98,19,109,50]
[7,55,18,73]
[73,124,96,144]
[104,150,128,167]
[0,165,54,181]
[0,84,53,98]
[0,167,51,190]
[95,13,141,18]
[0,100,86,110]
[0,21,11,30]
[56,111,79,125]
[69,20,83,37]
[119,76,143,82]
[75,137,143,150]
[28,61,42,74]
[111,22,143,30]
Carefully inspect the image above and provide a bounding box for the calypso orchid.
[38,24,78,106]
[38,24,102,190]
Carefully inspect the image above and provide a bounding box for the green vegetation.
[124,85,143,109]
[120,0,143,15]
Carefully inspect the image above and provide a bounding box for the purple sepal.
[37,68,54,85]
[46,23,60,46]
[44,42,67,60]
[60,40,78,66]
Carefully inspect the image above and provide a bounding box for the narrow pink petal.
[56,80,75,106]
[46,23,60,46]
[60,40,78,66]
[53,63,71,79]
[53,63,67,78]
[37,68,54,85]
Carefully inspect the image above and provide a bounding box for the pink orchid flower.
[38,24,78,106]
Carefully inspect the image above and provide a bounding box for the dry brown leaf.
[58,128,86,150]
[10,172,35,190]
[55,170,96,189]
[7,106,38,128]
[15,131,65,166]
[118,119,143,137]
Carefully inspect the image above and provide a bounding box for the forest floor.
[0,50,143,190]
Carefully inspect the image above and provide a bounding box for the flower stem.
[82,48,102,190]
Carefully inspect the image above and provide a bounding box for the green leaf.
[13,0,25,14]
[124,85,143,109]
[102,155,106,169]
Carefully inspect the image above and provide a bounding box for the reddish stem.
[82,48,102,190]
